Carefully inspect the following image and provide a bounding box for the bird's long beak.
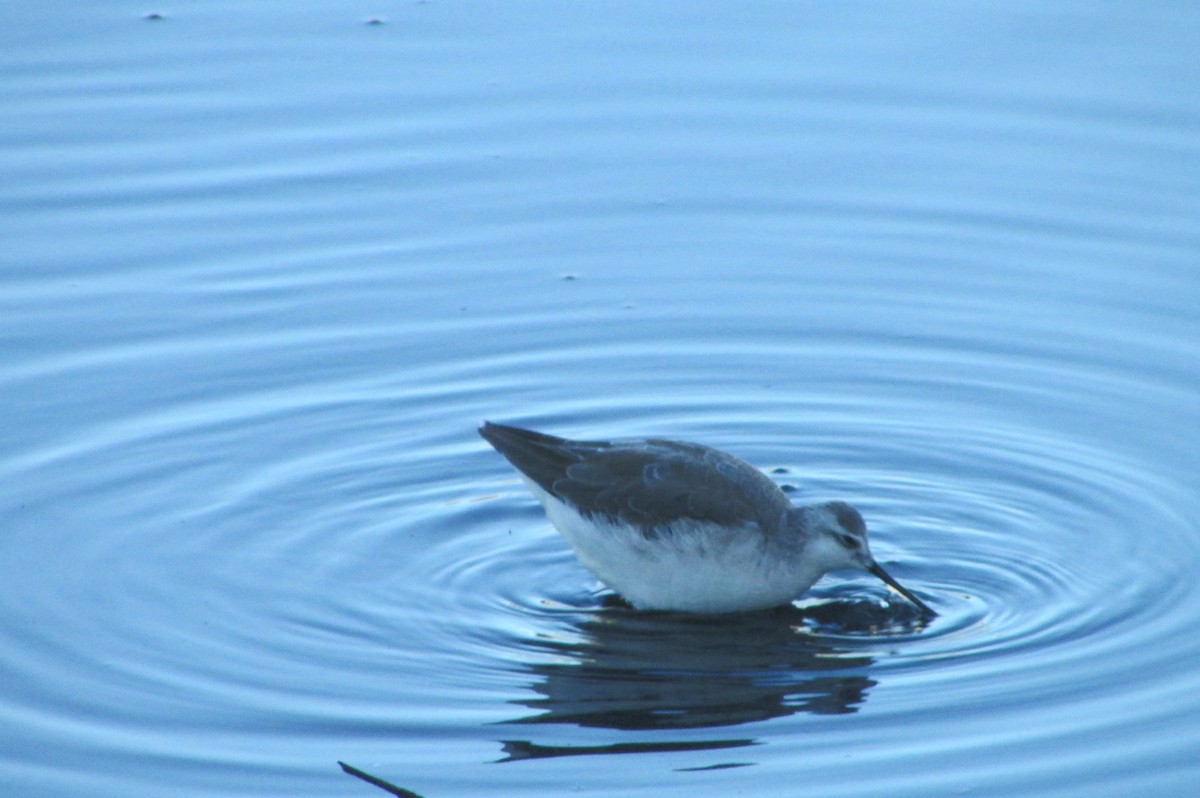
[868,561,936,618]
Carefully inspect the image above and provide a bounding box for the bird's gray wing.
[553,440,790,532]
[480,421,609,495]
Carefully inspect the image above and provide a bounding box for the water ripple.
[5,6,1200,793]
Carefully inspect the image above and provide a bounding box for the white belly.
[524,480,818,613]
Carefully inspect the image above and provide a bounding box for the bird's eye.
[839,534,861,551]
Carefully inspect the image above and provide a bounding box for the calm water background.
[3,2,1199,796]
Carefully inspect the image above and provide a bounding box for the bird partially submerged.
[480,421,935,617]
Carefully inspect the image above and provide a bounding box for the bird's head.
[800,500,935,617]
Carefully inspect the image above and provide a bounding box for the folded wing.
[480,422,789,532]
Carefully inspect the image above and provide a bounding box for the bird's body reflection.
[497,599,909,762]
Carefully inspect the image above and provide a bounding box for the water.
[3,2,1199,796]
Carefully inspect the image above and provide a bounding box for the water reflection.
[497,601,905,762]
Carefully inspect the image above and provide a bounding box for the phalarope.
[480,421,934,616]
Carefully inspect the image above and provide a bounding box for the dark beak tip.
[868,561,937,619]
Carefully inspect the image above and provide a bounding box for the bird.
[479,421,935,617]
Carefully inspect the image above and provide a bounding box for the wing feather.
[481,422,791,533]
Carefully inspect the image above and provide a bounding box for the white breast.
[523,479,822,613]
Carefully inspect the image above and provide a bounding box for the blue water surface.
[3,2,1199,797]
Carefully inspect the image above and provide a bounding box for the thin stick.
[337,761,426,798]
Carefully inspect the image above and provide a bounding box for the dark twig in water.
[338,761,426,798]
